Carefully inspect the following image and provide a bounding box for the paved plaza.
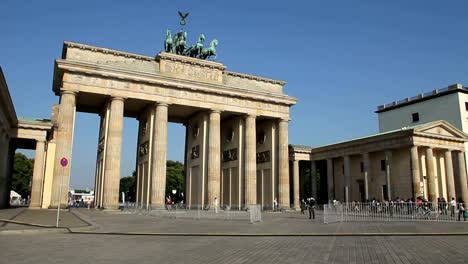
[1,208,467,263]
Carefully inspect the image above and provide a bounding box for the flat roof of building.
[375,83,467,113]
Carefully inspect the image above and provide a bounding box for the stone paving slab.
[0,209,89,231]
[1,233,467,264]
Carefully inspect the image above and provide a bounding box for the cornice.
[157,52,226,71]
[55,59,298,106]
[63,41,155,62]
[0,67,18,127]
[225,71,286,86]
[413,131,468,143]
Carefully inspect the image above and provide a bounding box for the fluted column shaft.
[362,153,370,201]
[293,160,300,209]
[457,151,468,203]
[385,150,392,201]
[327,158,334,201]
[425,147,437,204]
[245,115,257,205]
[410,146,421,199]
[344,155,351,203]
[103,97,124,210]
[207,110,221,207]
[278,119,290,208]
[311,161,317,199]
[445,150,456,201]
[151,103,168,208]
[50,91,76,208]
[30,140,46,208]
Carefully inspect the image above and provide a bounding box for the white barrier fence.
[122,203,262,223]
[324,202,467,224]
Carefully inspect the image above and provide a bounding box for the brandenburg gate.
[50,37,297,209]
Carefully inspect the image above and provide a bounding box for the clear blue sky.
[2,0,467,189]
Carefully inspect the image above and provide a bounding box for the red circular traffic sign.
[60,157,68,167]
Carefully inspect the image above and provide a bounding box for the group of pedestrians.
[300,197,317,220]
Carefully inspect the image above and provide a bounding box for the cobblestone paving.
[1,233,467,264]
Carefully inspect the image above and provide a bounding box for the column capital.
[244,114,256,119]
[278,118,290,123]
[111,96,126,102]
[60,90,77,96]
[210,109,222,114]
[155,102,169,107]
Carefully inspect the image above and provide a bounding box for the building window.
[380,160,386,171]
[412,112,419,122]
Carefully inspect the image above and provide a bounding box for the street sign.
[60,157,68,167]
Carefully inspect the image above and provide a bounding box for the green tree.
[12,153,34,198]
[119,170,136,202]
[165,160,184,195]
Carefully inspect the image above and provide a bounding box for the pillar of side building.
[385,150,392,201]
[311,161,317,199]
[425,147,437,204]
[29,140,46,208]
[150,103,168,208]
[343,155,351,203]
[327,158,334,201]
[207,110,221,208]
[50,90,76,208]
[445,150,456,201]
[102,97,124,210]
[245,115,257,205]
[457,151,468,203]
[410,146,421,199]
[362,153,370,201]
[278,119,290,208]
[292,159,300,209]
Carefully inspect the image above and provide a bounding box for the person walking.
[458,199,466,221]
[273,198,278,212]
[214,196,218,214]
[306,197,316,220]
[450,197,456,217]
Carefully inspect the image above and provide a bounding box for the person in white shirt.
[450,197,457,217]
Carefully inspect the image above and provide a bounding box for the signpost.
[56,157,68,228]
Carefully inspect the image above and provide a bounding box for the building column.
[385,150,392,201]
[50,90,76,208]
[425,147,437,204]
[278,119,290,208]
[327,158,334,201]
[410,146,421,199]
[30,140,46,208]
[457,151,468,203]
[151,103,168,208]
[311,161,317,199]
[344,155,351,203]
[102,97,125,210]
[207,110,221,208]
[362,153,370,201]
[445,150,456,201]
[293,160,300,209]
[245,115,257,205]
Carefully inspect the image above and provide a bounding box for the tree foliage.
[119,160,185,203]
[12,153,34,198]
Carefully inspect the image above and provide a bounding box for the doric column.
[102,97,125,210]
[50,90,76,208]
[207,110,221,208]
[29,140,46,208]
[385,150,392,201]
[425,147,437,204]
[278,119,290,208]
[445,150,456,201]
[362,153,370,201]
[344,155,351,203]
[311,161,317,199]
[411,146,421,199]
[327,158,334,201]
[457,151,468,203]
[293,160,300,209]
[245,115,257,205]
[151,103,168,208]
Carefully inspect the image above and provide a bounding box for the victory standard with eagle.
[164,11,218,60]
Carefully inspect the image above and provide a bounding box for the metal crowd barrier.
[324,202,466,224]
[122,202,262,223]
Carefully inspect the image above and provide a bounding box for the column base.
[48,204,68,209]
[28,205,42,209]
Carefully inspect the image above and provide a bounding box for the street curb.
[0,228,69,235]
[68,209,101,232]
[67,231,468,237]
